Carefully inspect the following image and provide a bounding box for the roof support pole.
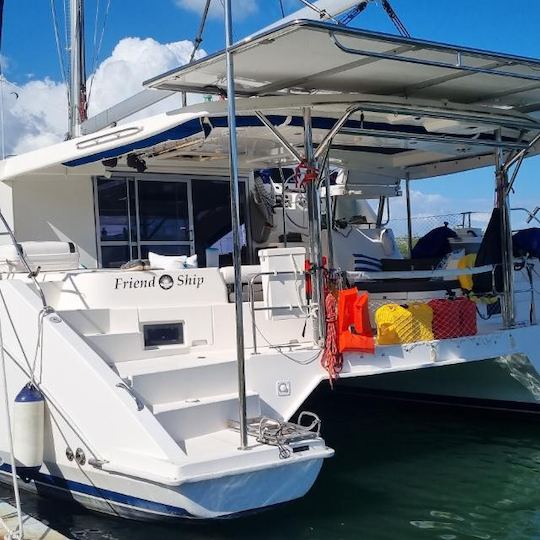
[254,111,303,163]
[224,0,248,450]
[323,157,335,269]
[495,130,515,329]
[405,173,413,257]
[304,107,325,342]
[503,131,540,196]
[182,0,212,108]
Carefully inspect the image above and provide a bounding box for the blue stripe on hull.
[0,463,193,518]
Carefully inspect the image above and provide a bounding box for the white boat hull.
[342,354,540,413]
[0,455,325,520]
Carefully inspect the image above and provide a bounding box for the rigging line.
[296,0,339,23]
[90,0,101,78]
[87,0,112,105]
[50,0,70,113]
[278,0,285,18]
[182,0,211,107]
[339,1,370,26]
[93,0,100,56]
[189,0,211,63]
[381,0,410,38]
[50,0,68,84]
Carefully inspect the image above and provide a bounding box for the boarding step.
[153,391,261,441]
[126,359,239,406]
[83,330,189,362]
[58,308,138,335]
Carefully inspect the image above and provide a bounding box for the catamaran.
[0,0,539,527]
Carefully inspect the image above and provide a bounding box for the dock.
[0,500,69,539]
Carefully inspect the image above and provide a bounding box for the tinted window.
[138,181,190,241]
[97,178,130,241]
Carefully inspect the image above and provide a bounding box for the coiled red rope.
[294,159,319,188]
[321,291,343,388]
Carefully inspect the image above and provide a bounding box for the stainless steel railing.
[247,270,312,354]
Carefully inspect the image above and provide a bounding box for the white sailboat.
[0,0,539,524]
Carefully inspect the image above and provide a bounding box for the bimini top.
[145,19,540,115]
[2,21,540,186]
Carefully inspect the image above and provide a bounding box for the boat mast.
[69,0,87,138]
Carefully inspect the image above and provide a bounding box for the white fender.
[13,384,44,473]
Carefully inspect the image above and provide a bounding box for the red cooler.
[428,298,461,339]
[456,297,477,337]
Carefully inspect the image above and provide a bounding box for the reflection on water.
[4,387,540,539]
[496,354,540,401]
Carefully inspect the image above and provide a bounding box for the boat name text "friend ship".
[114,274,205,291]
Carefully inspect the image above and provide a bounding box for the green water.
[5,388,540,540]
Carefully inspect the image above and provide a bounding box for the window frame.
[93,173,251,268]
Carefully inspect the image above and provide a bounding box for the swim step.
[129,360,239,406]
[153,391,261,441]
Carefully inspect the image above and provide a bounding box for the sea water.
[4,387,540,540]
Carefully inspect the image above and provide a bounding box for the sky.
[0,0,539,228]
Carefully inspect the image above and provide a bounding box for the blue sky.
[1,0,539,224]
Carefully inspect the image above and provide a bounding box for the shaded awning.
[1,93,539,184]
[145,20,540,115]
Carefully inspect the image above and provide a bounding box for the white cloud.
[174,0,258,19]
[87,37,202,116]
[2,77,68,155]
[0,36,203,156]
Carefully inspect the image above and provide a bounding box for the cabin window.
[94,175,249,268]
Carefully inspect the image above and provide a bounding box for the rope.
[87,0,113,107]
[0,6,24,535]
[294,160,319,189]
[0,314,23,540]
[320,291,342,388]
[30,308,49,386]
[49,0,68,90]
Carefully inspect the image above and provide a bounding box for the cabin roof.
[145,19,540,115]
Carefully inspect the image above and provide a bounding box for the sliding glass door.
[94,175,248,268]
[95,176,192,268]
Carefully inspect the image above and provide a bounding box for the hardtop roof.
[145,19,540,115]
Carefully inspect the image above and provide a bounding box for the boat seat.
[219,265,261,285]
[0,241,80,272]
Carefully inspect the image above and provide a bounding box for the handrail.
[0,209,49,309]
[512,207,540,226]
[347,264,494,281]
[248,270,310,354]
